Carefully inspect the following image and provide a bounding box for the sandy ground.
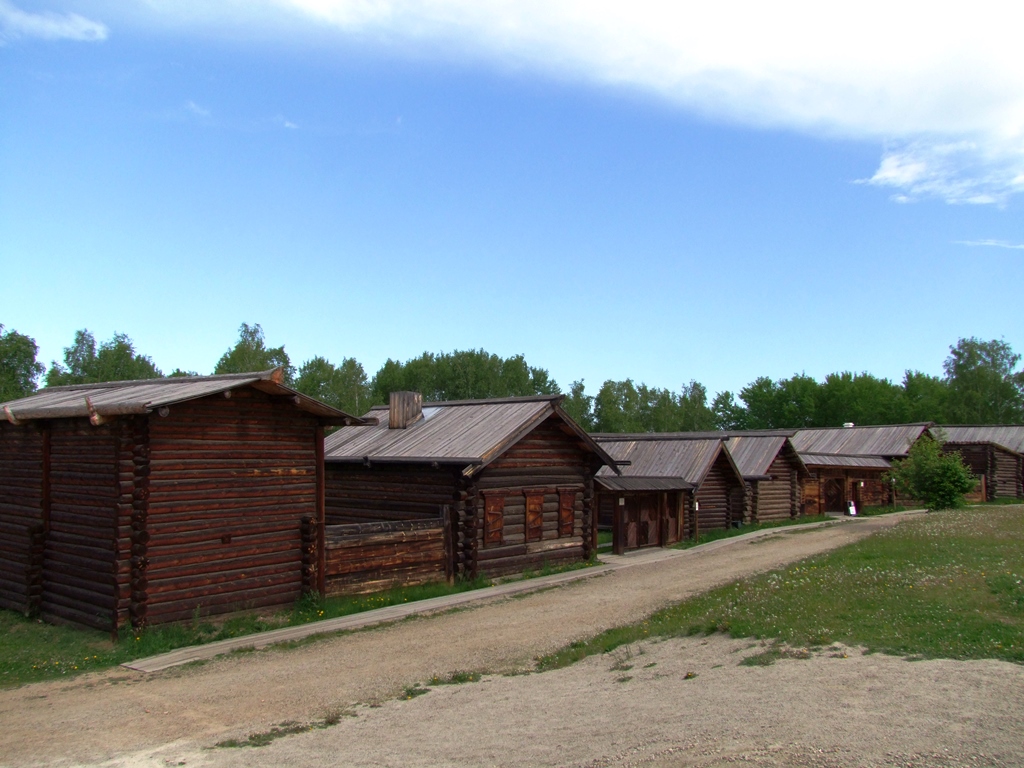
[2,515,1022,768]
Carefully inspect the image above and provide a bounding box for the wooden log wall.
[857,475,891,508]
[142,390,319,624]
[41,419,119,631]
[942,448,1024,501]
[992,448,1022,498]
[751,454,800,523]
[471,417,592,578]
[741,481,755,525]
[694,451,740,531]
[321,517,449,596]
[123,416,150,631]
[0,423,44,614]
[324,464,454,524]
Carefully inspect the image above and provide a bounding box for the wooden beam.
[85,397,106,426]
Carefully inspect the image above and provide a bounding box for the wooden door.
[823,478,844,512]
[625,497,638,549]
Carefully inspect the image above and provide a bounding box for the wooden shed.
[790,423,933,514]
[940,425,1024,500]
[724,434,808,523]
[591,435,746,554]
[0,370,364,633]
[321,392,618,587]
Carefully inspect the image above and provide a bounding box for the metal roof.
[797,453,892,469]
[593,435,736,491]
[790,423,932,459]
[938,425,1024,455]
[0,369,365,426]
[324,395,617,476]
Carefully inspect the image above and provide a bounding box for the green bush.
[885,435,977,511]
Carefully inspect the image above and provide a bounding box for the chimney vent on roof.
[389,391,423,429]
[843,422,855,428]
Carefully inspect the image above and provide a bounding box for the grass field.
[538,506,1024,670]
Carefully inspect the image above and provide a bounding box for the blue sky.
[2,0,1022,398]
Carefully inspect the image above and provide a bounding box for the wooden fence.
[306,510,454,598]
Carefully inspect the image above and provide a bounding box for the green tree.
[817,371,903,427]
[677,380,716,431]
[0,324,45,402]
[884,434,978,510]
[561,379,595,431]
[593,379,645,432]
[897,370,949,423]
[46,329,162,386]
[295,355,370,416]
[369,349,558,403]
[739,374,821,429]
[943,337,1024,424]
[214,323,294,382]
[590,378,716,433]
[711,390,746,430]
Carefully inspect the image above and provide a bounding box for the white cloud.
[113,1,1024,203]
[185,100,211,118]
[863,140,1024,205]
[0,1,107,42]
[956,239,1024,251]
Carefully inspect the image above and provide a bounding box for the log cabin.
[790,423,933,514]
[0,370,365,633]
[939,425,1024,500]
[591,435,746,554]
[322,392,618,585]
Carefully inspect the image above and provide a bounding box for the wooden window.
[484,493,505,547]
[557,489,575,537]
[525,491,545,543]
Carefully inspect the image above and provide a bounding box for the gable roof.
[592,434,742,492]
[790,423,932,459]
[1,369,365,426]
[725,434,807,479]
[939,425,1024,455]
[324,394,617,477]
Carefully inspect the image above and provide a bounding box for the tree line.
[2,322,1023,430]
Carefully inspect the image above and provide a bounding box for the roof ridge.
[39,369,279,393]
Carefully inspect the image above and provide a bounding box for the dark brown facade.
[0,372,356,633]
[943,443,1023,500]
[593,436,747,554]
[800,467,892,515]
[323,395,613,587]
[597,490,690,552]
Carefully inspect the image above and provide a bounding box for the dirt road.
[2,514,1021,767]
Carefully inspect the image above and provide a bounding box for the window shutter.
[558,489,575,537]
[525,491,544,542]
[484,493,505,547]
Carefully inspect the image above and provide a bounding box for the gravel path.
[2,513,1021,767]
